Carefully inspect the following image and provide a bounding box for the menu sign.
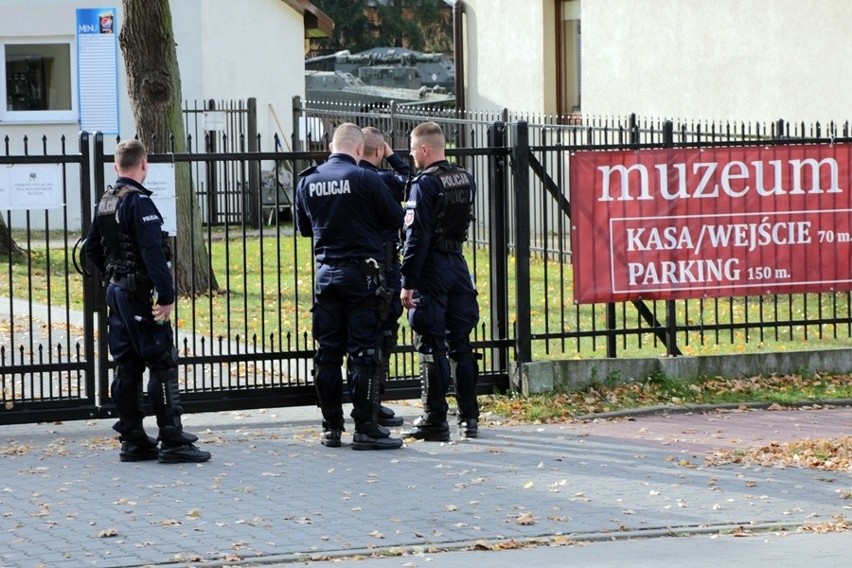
[76,8,119,134]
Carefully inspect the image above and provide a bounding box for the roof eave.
[280,0,334,38]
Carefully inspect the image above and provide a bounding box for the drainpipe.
[452,0,466,117]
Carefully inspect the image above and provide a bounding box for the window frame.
[556,0,581,118]
[1,37,78,123]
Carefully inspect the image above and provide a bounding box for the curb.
[573,398,852,421]
[169,521,807,567]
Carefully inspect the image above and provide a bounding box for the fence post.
[605,114,640,357]
[78,131,100,411]
[662,119,679,356]
[92,131,113,409]
[247,97,260,228]
[487,121,510,379]
[389,100,400,149]
[775,118,786,138]
[292,95,303,152]
[513,121,532,364]
[206,99,219,224]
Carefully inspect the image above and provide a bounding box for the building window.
[2,42,75,121]
[557,0,581,118]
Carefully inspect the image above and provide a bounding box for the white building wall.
[183,0,305,147]
[462,0,553,115]
[171,0,204,111]
[463,0,852,125]
[581,0,852,124]
[1,0,309,229]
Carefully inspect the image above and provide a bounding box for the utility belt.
[320,257,383,271]
[432,237,464,253]
[319,257,392,317]
[110,272,153,302]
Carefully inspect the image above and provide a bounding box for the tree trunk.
[0,215,25,258]
[119,0,218,294]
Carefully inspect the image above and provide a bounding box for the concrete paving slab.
[0,404,849,567]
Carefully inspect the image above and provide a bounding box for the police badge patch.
[404,209,415,227]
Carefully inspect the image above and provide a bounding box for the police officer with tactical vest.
[358,126,411,428]
[295,123,405,450]
[84,139,210,464]
[400,121,481,441]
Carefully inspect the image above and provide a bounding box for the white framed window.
[1,39,77,122]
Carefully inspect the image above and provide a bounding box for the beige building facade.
[460,0,851,124]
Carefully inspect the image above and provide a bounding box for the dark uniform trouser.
[106,283,194,444]
[408,252,480,420]
[312,262,384,430]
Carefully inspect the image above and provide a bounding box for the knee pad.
[148,345,178,373]
[449,351,479,382]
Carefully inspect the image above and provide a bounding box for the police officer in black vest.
[296,123,405,450]
[400,121,481,441]
[84,139,210,464]
[358,126,411,428]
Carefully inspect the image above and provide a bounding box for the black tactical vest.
[423,163,474,246]
[97,184,145,277]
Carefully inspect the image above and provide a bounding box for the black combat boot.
[157,426,211,463]
[119,428,159,462]
[401,414,451,442]
[158,441,211,464]
[458,416,479,439]
[377,404,403,427]
[352,422,403,450]
[148,363,211,463]
[321,420,344,448]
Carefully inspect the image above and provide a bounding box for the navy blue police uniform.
[84,176,209,463]
[400,160,480,440]
[296,153,404,449]
[358,152,410,426]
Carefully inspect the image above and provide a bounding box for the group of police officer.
[295,120,481,450]
[85,120,480,461]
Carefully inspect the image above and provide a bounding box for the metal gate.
[5,106,843,425]
[0,133,99,424]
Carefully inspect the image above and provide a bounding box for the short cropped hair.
[331,123,365,153]
[115,139,147,171]
[410,121,445,150]
[361,126,385,155]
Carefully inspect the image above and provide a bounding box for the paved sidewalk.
[1,404,850,567]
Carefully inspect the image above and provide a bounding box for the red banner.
[570,143,852,303]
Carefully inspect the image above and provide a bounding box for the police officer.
[83,139,210,463]
[359,126,410,428]
[400,121,480,441]
[295,123,404,450]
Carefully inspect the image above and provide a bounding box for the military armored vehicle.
[304,69,454,110]
[305,47,455,93]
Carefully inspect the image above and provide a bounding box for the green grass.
[4,227,852,361]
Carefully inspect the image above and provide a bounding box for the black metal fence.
[3,101,852,425]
